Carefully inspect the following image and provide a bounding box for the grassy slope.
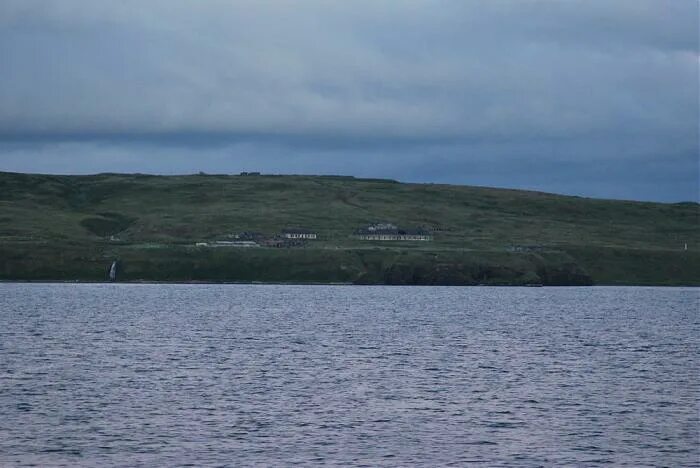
[0,171,698,285]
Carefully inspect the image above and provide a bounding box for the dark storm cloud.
[0,0,697,201]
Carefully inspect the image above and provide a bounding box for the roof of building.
[354,227,430,236]
[366,222,398,231]
[282,228,316,234]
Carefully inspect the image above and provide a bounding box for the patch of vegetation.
[80,213,136,237]
[0,171,697,285]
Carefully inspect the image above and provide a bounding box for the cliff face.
[0,244,595,285]
[2,240,698,286]
[362,256,592,286]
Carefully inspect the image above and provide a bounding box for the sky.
[0,0,698,202]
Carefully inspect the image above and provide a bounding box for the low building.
[281,228,317,240]
[366,222,398,232]
[354,224,432,241]
[260,237,306,248]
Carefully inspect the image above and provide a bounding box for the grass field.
[1,171,698,285]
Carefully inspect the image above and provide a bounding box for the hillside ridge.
[1,171,698,285]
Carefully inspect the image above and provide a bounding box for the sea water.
[0,284,698,466]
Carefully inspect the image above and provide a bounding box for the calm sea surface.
[0,284,698,467]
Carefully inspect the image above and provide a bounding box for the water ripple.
[0,284,698,467]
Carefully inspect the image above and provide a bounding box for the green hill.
[0,171,698,285]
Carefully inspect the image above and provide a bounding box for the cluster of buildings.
[194,222,432,248]
[195,228,318,248]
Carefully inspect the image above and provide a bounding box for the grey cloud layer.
[1,1,697,139]
[0,0,697,201]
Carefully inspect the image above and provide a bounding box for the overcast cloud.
[0,0,697,201]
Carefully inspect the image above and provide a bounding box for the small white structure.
[212,241,259,248]
[196,241,259,248]
[281,229,317,240]
[108,261,117,281]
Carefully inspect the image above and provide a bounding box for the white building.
[281,229,317,240]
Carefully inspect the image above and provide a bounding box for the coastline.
[1,279,697,287]
[1,173,697,287]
